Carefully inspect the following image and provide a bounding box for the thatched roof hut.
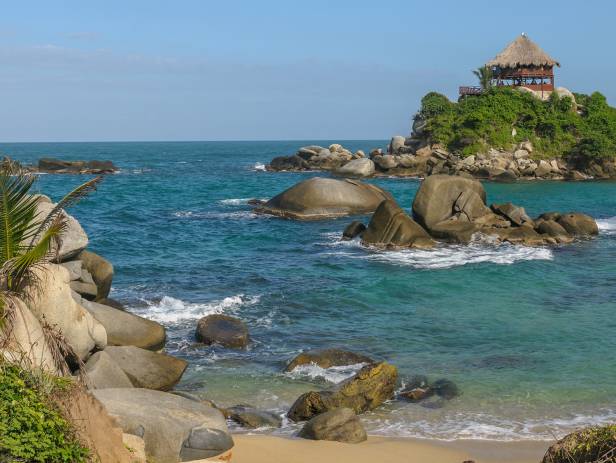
[487,34,559,68]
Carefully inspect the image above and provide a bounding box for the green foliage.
[0,160,102,290]
[0,363,88,463]
[416,87,616,159]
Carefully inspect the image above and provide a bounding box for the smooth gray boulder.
[254,178,392,220]
[195,314,249,349]
[93,388,231,463]
[23,264,107,360]
[334,158,375,177]
[84,351,134,389]
[361,199,434,248]
[78,250,114,300]
[32,200,88,262]
[82,299,166,351]
[104,346,187,391]
[412,175,487,230]
[70,280,98,299]
[298,408,367,443]
[285,348,374,372]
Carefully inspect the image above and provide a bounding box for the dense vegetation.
[0,363,88,463]
[416,87,616,160]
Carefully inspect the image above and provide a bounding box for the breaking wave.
[319,233,553,269]
[597,216,616,235]
[284,362,367,384]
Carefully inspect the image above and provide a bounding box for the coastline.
[230,435,550,463]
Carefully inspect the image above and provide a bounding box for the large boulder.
[93,388,232,463]
[268,155,309,171]
[32,200,88,262]
[557,213,599,236]
[298,408,367,443]
[81,299,166,351]
[412,175,487,230]
[491,203,533,227]
[104,346,187,391]
[287,362,398,422]
[195,314,249,348]
[78,250,114,300]
[542,425,616,463]
[23,264,107,360]
[84,351,134,389]
[285,348,374,373]
[254,178,392,220]
[389,136,406,154]
[361,200,434,248]
[334,158,375,177]
[0,297,59,373]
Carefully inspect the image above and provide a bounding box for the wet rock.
[491,203,534,227]
[557,213,599,236]
[342,221,366,240]
[254,178,392,220]
[399,387,434,402]
[104,346,187,391]
[285,348,373,372]
[537,220,572,243]
[268,155,309,171]
[226,406,282,429]
[287,362,398,421]
[298,408,367,443]
[429,221,479,244]
[412,175,487,230]
[361,199,434,248]
[432,379,460,400]
[195,314,249,348]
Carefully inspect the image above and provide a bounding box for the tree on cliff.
[472,66,493,90]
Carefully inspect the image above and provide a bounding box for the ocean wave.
[133,294,260,324]
[597,216,616,235]
[319,233,553,269]
[365,408,616,441]
[284,362,367,384]
[172,210,264,220]
[253,162,266,171]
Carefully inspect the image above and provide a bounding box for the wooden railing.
[459,86,483,96]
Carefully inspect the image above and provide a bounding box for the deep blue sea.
[3,141,616,441]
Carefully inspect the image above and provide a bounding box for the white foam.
[172,210,264,220]
[284,362,367,384]
[253,162,266,171]
[366,409,616,441]
[320,233,553,270]
[597,216,616,235]
[219,198,252,206]
[133,294,260,324]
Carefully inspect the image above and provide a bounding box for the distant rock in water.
[253,177,392,220]
[35,158,118,174]
[195,314,249,348]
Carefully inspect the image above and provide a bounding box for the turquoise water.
[3,141,616,441]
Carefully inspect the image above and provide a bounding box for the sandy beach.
[230,435,550,463]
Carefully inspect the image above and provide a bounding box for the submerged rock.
[195,314,249,348]
[287,362,398,422]
[254,178,392,220]
[285,348,374,372]
[298,408,367,443]
[362,199,434,248]
[342,221,366,240]
[225,406,282,429]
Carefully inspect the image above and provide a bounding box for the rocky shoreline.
[266,138,616,181]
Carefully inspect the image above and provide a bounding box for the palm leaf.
[29,175,102,247]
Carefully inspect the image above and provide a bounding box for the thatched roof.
[487,34,560,68]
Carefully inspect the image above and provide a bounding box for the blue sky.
[1,0,614,142]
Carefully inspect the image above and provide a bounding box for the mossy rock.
[542,425,616,463]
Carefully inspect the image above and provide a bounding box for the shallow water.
[4,140,616,440]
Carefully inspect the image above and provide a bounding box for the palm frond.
[29,176,102,247]
[2,216,66,290]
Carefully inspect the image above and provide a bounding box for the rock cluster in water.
[266,139,616,181]
[28,157,119,174]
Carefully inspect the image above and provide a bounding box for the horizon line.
[0,138,391,145]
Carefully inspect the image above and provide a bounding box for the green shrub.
[415,87,616,159]
[0,364,88,463]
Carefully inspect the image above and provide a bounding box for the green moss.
[417,88,616,160]
[0,363,89,463]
